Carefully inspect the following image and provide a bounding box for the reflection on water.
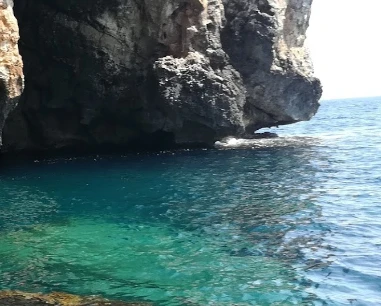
[0,97,381,306]
[0,184,59,231]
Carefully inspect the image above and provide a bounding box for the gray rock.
[2,0,321,151]
[222,0,322,132]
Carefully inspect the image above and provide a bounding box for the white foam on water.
[214,136,321,149]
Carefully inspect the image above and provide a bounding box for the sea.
[0,96,380,306]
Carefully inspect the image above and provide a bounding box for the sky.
[307,0,381,100]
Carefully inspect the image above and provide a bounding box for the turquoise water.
[0,97,380,305]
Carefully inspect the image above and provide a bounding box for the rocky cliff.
[1,0,321,152]
[0,0,23,148]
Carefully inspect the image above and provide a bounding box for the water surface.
[0,97,380,305]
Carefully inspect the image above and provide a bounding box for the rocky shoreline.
[0,0,321,153]
[0,291,151,306]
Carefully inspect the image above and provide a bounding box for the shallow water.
[0,97,380,305]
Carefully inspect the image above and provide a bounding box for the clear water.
[0,97,380,306]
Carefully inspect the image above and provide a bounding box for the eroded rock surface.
[222,0,322,131]
[0,0,23,147]
[2,0,321,151]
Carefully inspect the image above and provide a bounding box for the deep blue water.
[0,97,380,305]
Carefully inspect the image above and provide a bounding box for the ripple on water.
[0,97,381,305]
[0,218,315,305]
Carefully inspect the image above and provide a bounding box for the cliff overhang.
[0,0,322,152]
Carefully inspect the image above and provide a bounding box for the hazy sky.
[307,0,381,100]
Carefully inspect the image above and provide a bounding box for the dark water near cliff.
[0,97,380,305]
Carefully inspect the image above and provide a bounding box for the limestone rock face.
[2,0,321,151]
[0,0,23,147]
[222,0,321,131]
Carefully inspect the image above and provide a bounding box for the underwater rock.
[0,291,152,306]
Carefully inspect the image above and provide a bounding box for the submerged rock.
[1,0,321,152]
[0,291,151,306]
